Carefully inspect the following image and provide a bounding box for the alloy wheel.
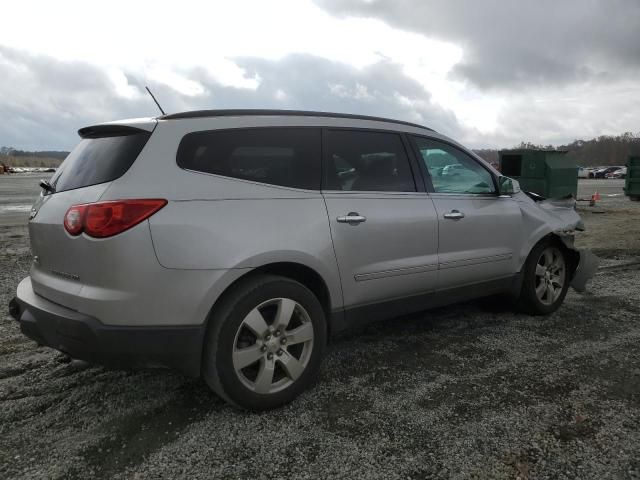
[534,246,566,305]
[232,298,314,394]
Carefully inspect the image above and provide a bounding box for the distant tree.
[474,132,640,167]
[0,147,69,161]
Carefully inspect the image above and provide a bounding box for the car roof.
[158,109,435,132]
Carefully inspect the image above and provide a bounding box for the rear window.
[50,131,150,193]
[176,128,321,190]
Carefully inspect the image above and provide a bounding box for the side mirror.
[498,176,520,196]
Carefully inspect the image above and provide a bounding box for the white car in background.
[606,167,627,179]
[577,167,590,178]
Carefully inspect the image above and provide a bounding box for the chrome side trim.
[439,253,513,270]
[354,263,438,282]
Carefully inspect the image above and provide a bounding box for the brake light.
[64,199,167,238]
[64,205,87,235]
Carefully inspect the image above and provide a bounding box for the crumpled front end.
[517,193,599,292]
[555,232,600,292]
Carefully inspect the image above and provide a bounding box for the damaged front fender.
[556,233,600,293]
[569,249,600,292]
[516,193,599,292]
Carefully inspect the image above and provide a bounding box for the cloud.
[315,0,640,90]
[231,54,461,135]
[309,0,640,148]
[478,81,640,147]
[0,47,153,150]
[0,46,461,150]
[2,0,639,151]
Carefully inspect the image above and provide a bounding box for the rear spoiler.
[78,125,151,139]
[78,118,157,139]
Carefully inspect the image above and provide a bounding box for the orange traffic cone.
[589,191,601,206]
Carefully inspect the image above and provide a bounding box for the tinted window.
[50,131,150,193]
[324,130,416,192]
[412,137,495,194]
[177,128,321,190]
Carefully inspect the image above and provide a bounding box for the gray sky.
[1,0,638,150]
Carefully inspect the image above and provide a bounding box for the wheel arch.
[200,263,330,409]
[251,262,334,321]
[524,232,580,279]
[203,261,337,335]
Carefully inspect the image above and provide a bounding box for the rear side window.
[323,129,416,192]
[51,131,150,193]
[177,128,321,190]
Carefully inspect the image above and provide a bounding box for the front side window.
[177,128,321,190]
[324,130,416,192]
[412,137,495,194]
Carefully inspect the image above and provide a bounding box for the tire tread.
[516,239,570,315]
[202,274,325,410]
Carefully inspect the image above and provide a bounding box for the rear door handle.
[337,212,367,225]
[443,210,465,220]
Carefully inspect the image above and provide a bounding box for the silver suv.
[10,110,597,410]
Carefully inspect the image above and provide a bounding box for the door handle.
[337,212,367,225]
[443,210,465,220]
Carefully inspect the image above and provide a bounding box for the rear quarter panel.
[101,119,344,310]
[147,195,343,308]
[148,197,337,271]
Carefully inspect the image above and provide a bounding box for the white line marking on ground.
[0,205,31,212]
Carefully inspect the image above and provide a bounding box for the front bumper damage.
[566,244,600,292]
[537,196,600,293]
[519,194,599,293]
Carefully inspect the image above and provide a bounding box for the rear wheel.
[202,275,326,410]
[516,240,570,315]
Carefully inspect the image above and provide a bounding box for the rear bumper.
[11,277,204,377]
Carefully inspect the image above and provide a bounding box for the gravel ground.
[1,186,640,479]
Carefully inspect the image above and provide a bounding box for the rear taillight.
[64,199,167,238]
[64,205,87,235]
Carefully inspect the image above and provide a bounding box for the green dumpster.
[624,156,640,201]
[498,149,578,198]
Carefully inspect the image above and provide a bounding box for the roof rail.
[159,109,434,131]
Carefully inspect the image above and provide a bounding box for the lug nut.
[281,338,287,345]
[267,353,274,360]
[265,335,272,341]
[277,349,283,356]
[261,345,267,353]
[274,330,280,337]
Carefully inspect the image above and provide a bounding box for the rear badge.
[51,270,80,281]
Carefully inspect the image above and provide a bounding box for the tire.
[516,239,570,315]
[202,274,327,410]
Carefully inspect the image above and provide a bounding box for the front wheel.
[516,241,570,315]
[202,275,327,410]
